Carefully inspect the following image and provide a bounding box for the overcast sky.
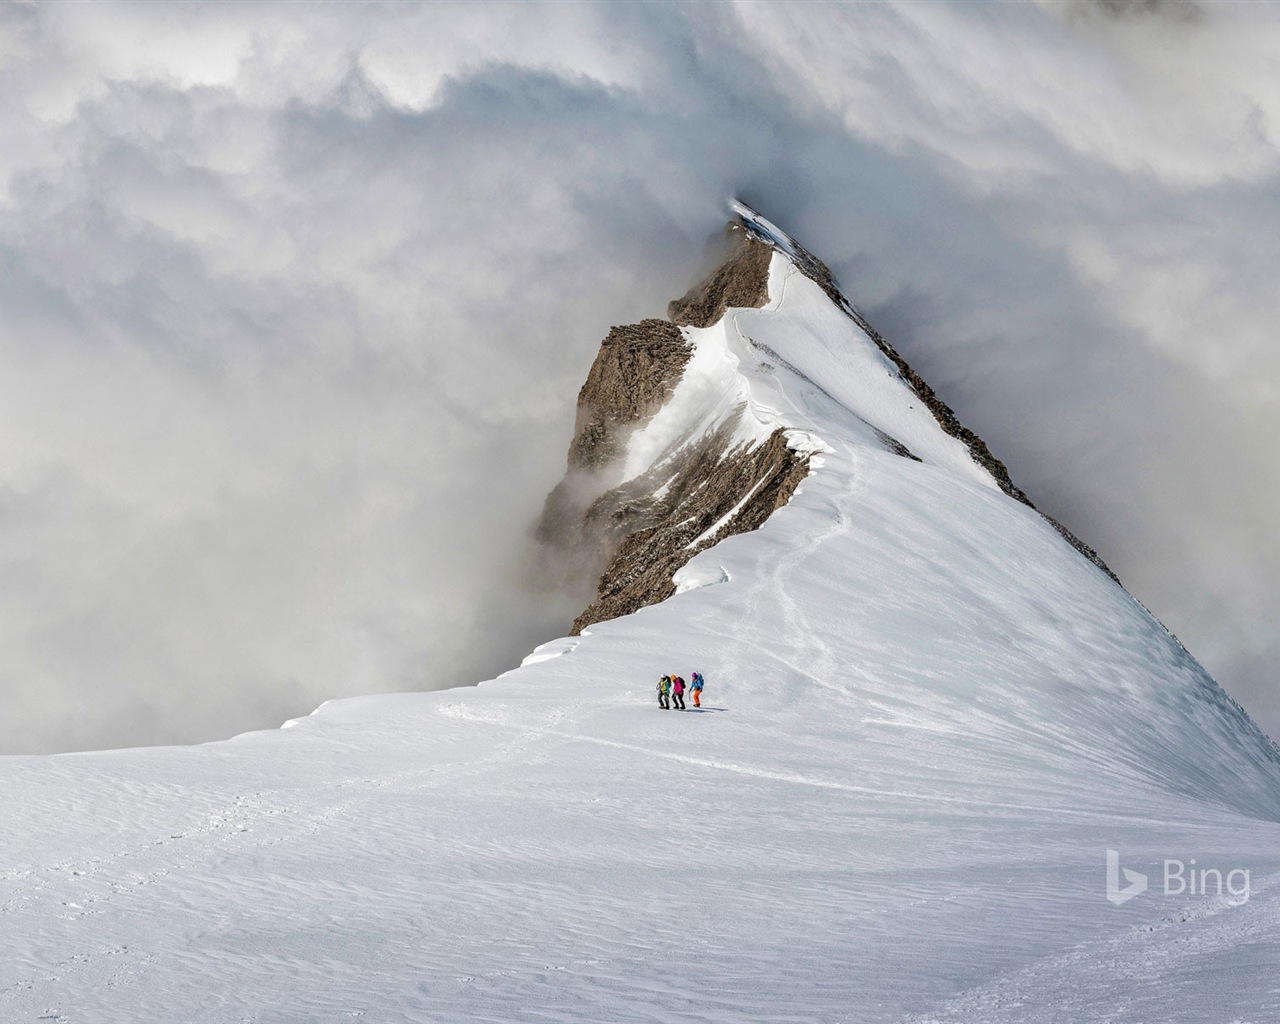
[2,0,1278,752]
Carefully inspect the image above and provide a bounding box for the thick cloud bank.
[1,1,1277,752]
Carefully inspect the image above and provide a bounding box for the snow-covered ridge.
[536,200,1280,817]
[541,200,1116,640]
[732,199,1121,583]
[6,205,1280,1022]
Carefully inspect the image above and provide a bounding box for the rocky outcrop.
[538,227,806,635]
[571,424,809,634]
[566,319,691,472]
[667,223,773,328]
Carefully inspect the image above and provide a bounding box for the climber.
[690,671,705,707]
[671,675,686,710]
[657,675,671,710]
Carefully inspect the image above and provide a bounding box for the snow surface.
[4,246,1280,1023]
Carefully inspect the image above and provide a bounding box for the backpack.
[673,677,685,692]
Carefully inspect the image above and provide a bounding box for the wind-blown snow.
[615,317,767,486]
[4,248,1280,1023]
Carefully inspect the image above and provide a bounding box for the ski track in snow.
[4,249,1280,1022]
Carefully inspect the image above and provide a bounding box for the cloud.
[0,0,1277,750]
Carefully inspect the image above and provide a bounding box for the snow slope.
[4,216,1280,1024]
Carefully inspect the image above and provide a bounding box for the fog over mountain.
[2,0,1278,753]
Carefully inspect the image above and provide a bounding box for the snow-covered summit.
[4,206,1280,1023]
[541,198,1127,647]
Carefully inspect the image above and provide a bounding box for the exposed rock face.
[667,223,773,328]
[538,227,806,635]
[536,317,691,562]
[566,319,691,472]
[571,424,809,634]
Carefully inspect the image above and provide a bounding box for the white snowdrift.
[3,231,1280,1024]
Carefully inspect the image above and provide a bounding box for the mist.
[1,0,1277,752]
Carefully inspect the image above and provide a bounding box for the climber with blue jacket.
[690,671,705,708]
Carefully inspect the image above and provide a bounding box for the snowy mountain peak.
[532,200,1280,820]
[539,202,1122,644]
[732,198,1122,583]
[6,205,1280,1023]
